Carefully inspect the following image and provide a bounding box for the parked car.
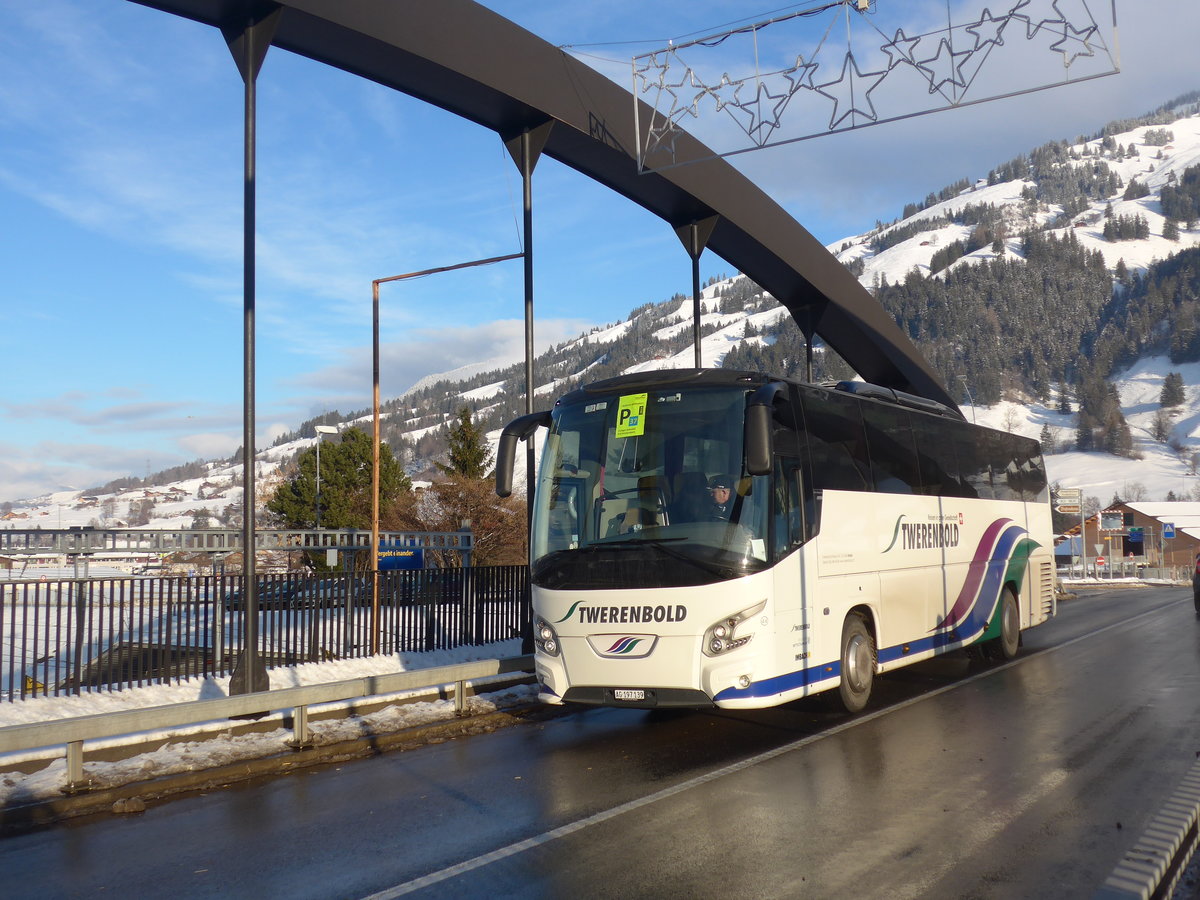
[223,580,298,611]
[294,577,370,608]
[1193,553,1200,615]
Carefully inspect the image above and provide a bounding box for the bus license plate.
[613,689,645,701]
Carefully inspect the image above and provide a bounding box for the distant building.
[1057,500,1200,568]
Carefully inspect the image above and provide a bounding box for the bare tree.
[1124,481,1148,502]
[387,477,527,567]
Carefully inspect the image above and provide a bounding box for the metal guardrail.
[0,654,534,793]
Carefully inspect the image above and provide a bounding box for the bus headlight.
[535,618,561,657]
[703,600,767,657]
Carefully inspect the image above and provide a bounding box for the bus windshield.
[531,385,770,589]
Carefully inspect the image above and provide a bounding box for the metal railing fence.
[0,567,529,702]
[0,654,534,793]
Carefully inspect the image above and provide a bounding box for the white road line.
[363,596,1184,898]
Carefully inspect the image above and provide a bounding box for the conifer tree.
[267,427,411,530]
[438,406,493,479]
[1161,371,1186,407]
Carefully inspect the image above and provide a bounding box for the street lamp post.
[314,425,338,529]
[371,252,523,654]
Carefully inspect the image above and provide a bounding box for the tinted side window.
[953,422,993,500]
[860,401,919,493]
[987,430,1020,502]
[1012,438,1049,502]
[909,412,963,496]
[798,387,871,492]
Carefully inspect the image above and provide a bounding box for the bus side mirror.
[744,382,787,477]
[495,411,552,497]
[745,404,772,476]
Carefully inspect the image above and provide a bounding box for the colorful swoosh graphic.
[714,516,1042,704]
[934,517,1038,634]
[604,637,646,655]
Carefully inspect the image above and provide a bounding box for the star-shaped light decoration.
[914,36,972,98]
[693,70,738,115]
[1014,0,1066,40]
[634,52,697,164]
[1049,20,1097,68]
[880,27,922,71]
[814,51,887,131]
[964,7,1012,52]
[741,77,799,145]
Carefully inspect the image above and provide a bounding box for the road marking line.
[363,595,1185,898]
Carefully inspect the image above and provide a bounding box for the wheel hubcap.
[846,634,870,691]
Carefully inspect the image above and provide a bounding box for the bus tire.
[985,586,1021,661]
[838,613,875,713]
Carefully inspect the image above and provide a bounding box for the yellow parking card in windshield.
[615,393,648,438]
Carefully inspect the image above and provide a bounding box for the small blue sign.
[1164,522,1176,539]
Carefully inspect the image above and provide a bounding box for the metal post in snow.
[222,4,280,696]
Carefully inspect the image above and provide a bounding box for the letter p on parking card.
[615,393,648,438]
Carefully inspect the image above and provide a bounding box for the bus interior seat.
[671,471,709,521]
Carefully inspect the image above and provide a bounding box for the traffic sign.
[1055,488,1082,501]
[1165,522,1176,539]
[1055,504,1081,514]
[1096,555,1106,566]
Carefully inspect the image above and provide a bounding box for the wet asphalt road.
[3,585,1199,899]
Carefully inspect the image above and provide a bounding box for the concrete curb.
[0,699,570,836]
[1094,754,1200,899]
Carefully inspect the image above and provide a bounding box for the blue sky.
[1,0,1197,503]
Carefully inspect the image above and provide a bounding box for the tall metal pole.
[690,228,702,368]
[371,278,381,653]
[314,424,336,530]
[503,122,552,658]
[224,5,278,697]
[368,254,521,653]
[673,217,718,369]
[521,130,536,516]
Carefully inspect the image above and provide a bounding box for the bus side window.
[987,430,1019,502]
[861,401,919,493]
[771,458,809,558]
[952,421,992,500]
[798,387,871,492]
[909,412,962,496]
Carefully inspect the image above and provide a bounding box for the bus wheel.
[839,613,875,713]
[985,587,1021,661]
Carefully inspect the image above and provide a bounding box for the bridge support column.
[674,217,718,368]
[222,2,281,697]
[504,122,552,655]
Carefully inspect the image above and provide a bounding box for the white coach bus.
[496,369,1055,713]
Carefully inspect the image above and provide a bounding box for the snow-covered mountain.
[10,94,1200,527]
[830,110,1200,286]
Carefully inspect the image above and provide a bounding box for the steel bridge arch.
[133,0,957,410]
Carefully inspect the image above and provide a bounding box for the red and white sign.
[1096,556,1107,566]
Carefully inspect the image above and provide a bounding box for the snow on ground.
[0,639,530,806]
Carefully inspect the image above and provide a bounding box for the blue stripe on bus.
[714,525,1028,703]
